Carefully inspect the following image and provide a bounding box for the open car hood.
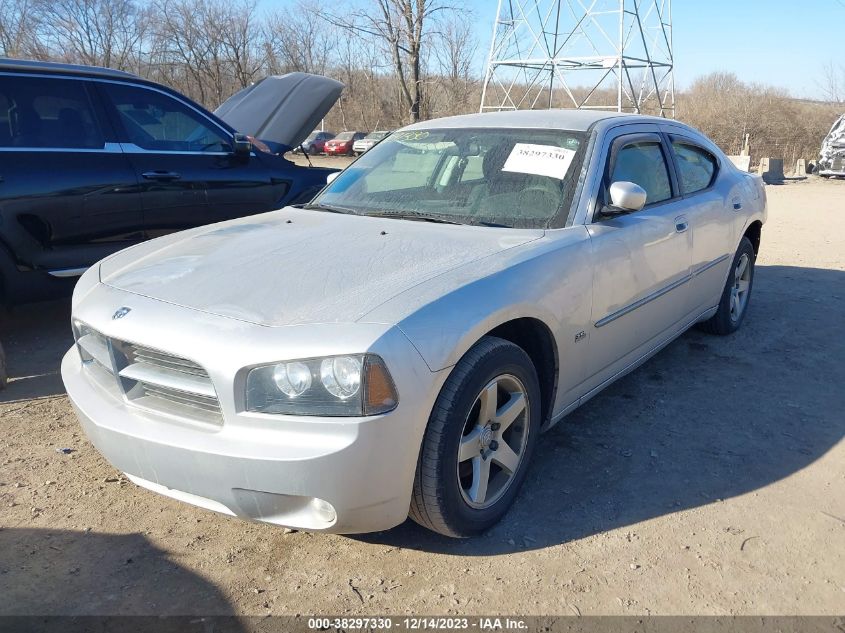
[214,73,343,150]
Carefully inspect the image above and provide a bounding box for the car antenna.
[300,144,313,167]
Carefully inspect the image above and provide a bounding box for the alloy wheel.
[457,374,530,509]
[730,253,751,322]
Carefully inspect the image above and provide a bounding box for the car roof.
[404,109,666,132]
[1,58,240,137]
[0,58,138,80]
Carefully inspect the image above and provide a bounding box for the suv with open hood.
[0,59,343,307]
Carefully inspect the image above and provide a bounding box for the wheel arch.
[417,309,562,431]
[743,220,762,255]
[484,318,559,430]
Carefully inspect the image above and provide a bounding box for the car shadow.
[354,264,845,554]
[0,528,241,619]
[0,298,71,403]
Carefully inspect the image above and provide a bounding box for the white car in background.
[353,130,390,155]
[62,109,766,537]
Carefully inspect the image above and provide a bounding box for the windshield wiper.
[362,211,462,225]
[302,202,359,215]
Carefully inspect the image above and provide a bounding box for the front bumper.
[818,156,845,176]
[61,288,441,534]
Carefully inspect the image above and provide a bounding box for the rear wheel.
[697,237,755,335]
[410,336,541,537]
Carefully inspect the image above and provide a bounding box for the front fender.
[388,227,593,412]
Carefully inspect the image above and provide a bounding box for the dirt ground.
[1,176,843,617]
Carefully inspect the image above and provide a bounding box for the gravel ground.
[1,176,843,616]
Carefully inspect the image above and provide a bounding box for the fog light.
[311,497,337,524]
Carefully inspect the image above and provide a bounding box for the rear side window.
[672,141,718,194]
[99,82,231,153]
[0,75,104,149]
[610,141,672,205]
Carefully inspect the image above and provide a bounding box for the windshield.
[335,132,355,141]
[366,131,388,140]
[305,132,319,141]
[311,127,585,228]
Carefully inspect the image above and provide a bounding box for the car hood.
[214,73,343,150]
[99,209,543,327]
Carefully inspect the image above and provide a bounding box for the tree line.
[0,0,477,129]
[1,0,839,164]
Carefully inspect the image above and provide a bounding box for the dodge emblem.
[112,307,131,320]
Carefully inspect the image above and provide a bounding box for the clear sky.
[258,0,844,99]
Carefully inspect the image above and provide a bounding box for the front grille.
[132,381,222,421]
[126,345,208,378]
[75,324,222,425]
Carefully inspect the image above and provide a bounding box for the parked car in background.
[63,109,766,536]
[325,131,367,156]
[352,130,390,155]
[0,60,343,308]
[297,130,335,155]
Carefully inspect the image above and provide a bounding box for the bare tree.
[432,11,477,116]
[35,0,149,70]
[264,1,334,76]
[218,0,263,90]
[321,0,452,124]
[0,0,44,58]
[678,72,838,166]
[149,0,261,106]
[819,61,845,105]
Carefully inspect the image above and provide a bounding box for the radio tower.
[480,0,675,117]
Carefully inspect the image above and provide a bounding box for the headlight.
[246,354,398,416]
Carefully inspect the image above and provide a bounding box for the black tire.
[0,341,6,390]
[409,336,542,537]
[697,236,756,335]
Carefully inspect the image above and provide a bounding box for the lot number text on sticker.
[502,143,576,180]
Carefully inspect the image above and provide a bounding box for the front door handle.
[674,215,689,233]
[142,170,181,181]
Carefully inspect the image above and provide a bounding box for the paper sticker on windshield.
[502,143,576,180]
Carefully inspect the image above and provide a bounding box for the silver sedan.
[62,109,766,537]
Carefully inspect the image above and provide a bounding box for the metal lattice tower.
[480,0,675,117]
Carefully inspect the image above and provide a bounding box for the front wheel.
[409,336,541,537]
[697,236,756,335]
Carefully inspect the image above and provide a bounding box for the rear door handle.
[674,215,689,233]
[732,197,743,211]
[142,170,181,181]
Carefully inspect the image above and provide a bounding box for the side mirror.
[326,171,340,185]
[603,181,647,215]
[232,133,252,158]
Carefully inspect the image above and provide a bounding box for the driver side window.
[100,82,231,153]
[610,141,672,206]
